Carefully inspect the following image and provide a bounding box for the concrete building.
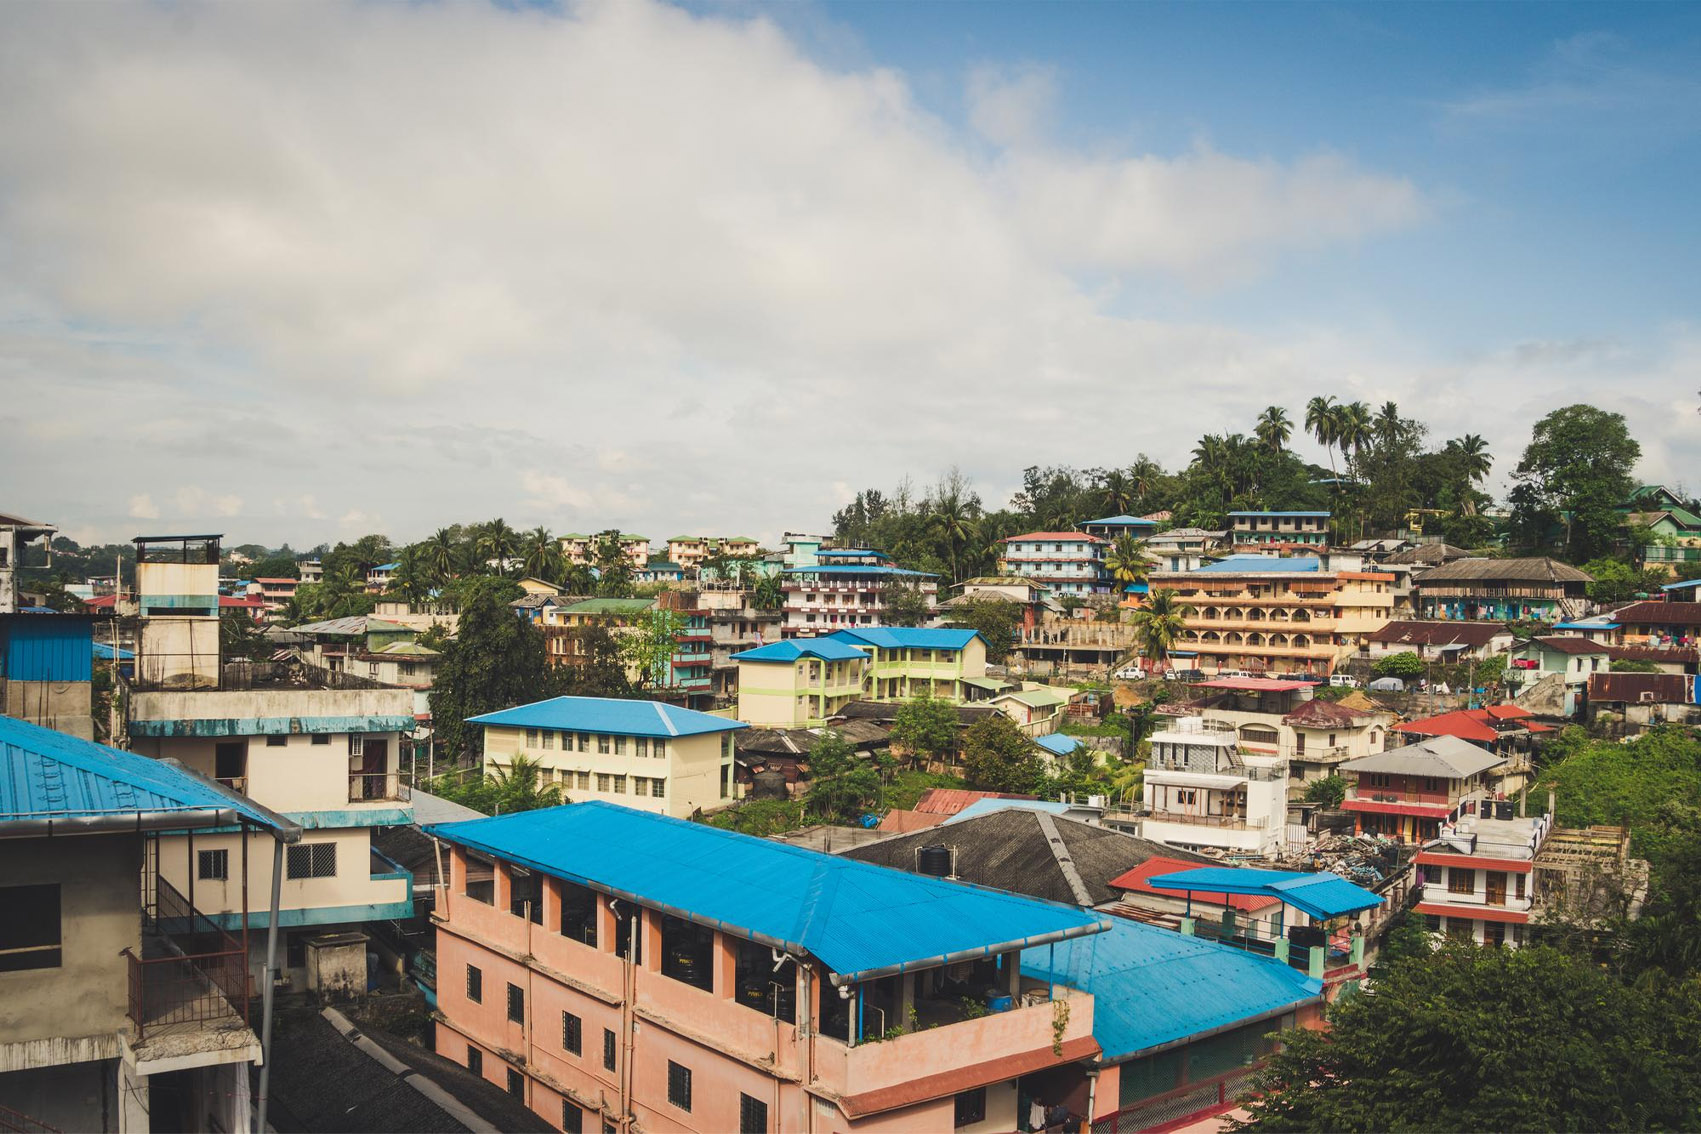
[1151,556,1394,677]
[1360,620,1514,664]
[474,696,746,817]
[1413,800,1551,947]
[780,549,938,637]
[0,714,298,1134]
[1140,528,1228,573]
[665,536,761,574]
[1506,635,1608,716]
[1000,532,1108,596]
[1412,557,1592,622]
[1339,736,1508,843]
[1228,511,1330,549]
[561,534,651,570]
[730,638,871,728]
[126,535,417,986]
[698,585,785,706]
[1137,716,1289,857]
[427,802,1106,1134]
[1078,515,1159,542]
[0,512,55,617]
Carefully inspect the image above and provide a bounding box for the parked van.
[1329,674,1362,688]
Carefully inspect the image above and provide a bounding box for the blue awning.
[1144,867,1382,920]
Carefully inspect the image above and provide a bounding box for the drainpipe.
[255,835,285,1133]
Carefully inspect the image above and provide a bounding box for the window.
[720,765,731,798]
[602,1028,616,1071]
[507,982,524,1023]
[266,734,288,747]
[560,881,598,946]
[578,733,589,752]
[666,1061,692,1112]
[465,851,496,904]
[739,1093,768,1134]
[954,1087,986,1127]
[466,1045,483,1076]
[0,884,61,972]
[636,737,648,758]
[198,849,229,881]
[1448,868,1474,895]
[596,774,611,793]
[614,736,626,755]
[598,735,610,754]
[562,1101,583,1134]
[286,842,337,880]
[507,1067,524,1098]
[631,776,647,796]
[310,733,330,745]
[527,728,539,746]
[1515,873,1527,900]
[542,730,554,750]
[466,964,483,1002]
[610,775,626,794]
[510,868,543,924]
[653,740,666,759]
[563,1011,582,1054]
[651,779,666,799]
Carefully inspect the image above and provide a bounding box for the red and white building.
[1338,735,1509,844]
[1413,799,1552,947]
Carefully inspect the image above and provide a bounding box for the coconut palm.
[1098,469,1138,518]
[1337,401,1373,477]
[1132,587,1192,673]
[1103,535,1151,596]
[1255,405,1292,453]
[1128,456,1164,511]
[1305,395,1341,481]
[928,485,979,584]
[1450,434,1493,484]
[477,518,520,575]
[521,526,565,583]
[423,527,459,584]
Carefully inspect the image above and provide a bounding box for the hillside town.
[3,394,1699,1133]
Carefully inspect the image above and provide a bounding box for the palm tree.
[1128,456,1164,512]
[1374,401,1402,450]
[477,518,520,575]
[521,526,565,583]
[1451,434,1493,483]
[1305,395,1341,481]
[752,573,785,611]
[423,527,458,584]
[1132,587,1192,673]
[1103,535,1151,597]
[1098,469,1137,518]
[1255,406,1292,453]
[1337,401,1373,478]
[928,486,979,584]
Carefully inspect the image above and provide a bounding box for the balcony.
[125,877,250,1045]
[349,770,412,803]
[1141,810,1266,829]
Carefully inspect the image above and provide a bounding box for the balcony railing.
[128,877,248,1041]
[1142,810,1267,829]
[349,770,412,803]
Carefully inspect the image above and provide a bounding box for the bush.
[1303,774,1347,808]
[1372,651,1425,679]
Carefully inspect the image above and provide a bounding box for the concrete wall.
[2,679,94,739]
[140,730,408,816]
[155,826,408,929]
[485,725,732,818]
[0,834,138,1053]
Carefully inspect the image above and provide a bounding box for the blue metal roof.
[1,615,93,682]
[1022,918,1321,1062]
[0,714,285,829]
[826,627,983,651]
[1034,733,1084,757]
[1082,515,1158,528]
[1195,556,1321,574]
[468,697,747,737]
[427,802,1108,982]
[816,548,890,559]
[1661,579,1701,591]
[1555,621,1619,630]
[93,641,136,661]
[1227,511,1331,518]
[782,565,936,578]
[729,639,868,663]
[1143,868,1382,920]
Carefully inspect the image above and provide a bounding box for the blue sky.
[0,0,1695,547]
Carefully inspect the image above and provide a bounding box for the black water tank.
[918,844,952,877]
[751,771,787,800]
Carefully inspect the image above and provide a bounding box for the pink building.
[427,802,1106,1133]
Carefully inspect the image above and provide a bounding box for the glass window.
[1448,868,1474,895]
[542,730,554,750]
[507,983,524,1023]
[652,779,666,799]
[597,774,611,793]
[598,735,611,754]
[563,1011,582,1054]
[667,1062,692,1112]
[198,849,229,881]
[602,1028,616,1071]
[266,734,287,747]
[611,775,626,794]
[578,733,589,752]
[654,740,666,759]
[466,964,482,1003]
[526,729,538,746]
[953,1088,985,1127]
[636,737,648,758]
[0,884,61,972]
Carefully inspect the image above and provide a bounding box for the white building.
[1138,716,1288,858]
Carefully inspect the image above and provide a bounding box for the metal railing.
[128,877,248,1041]
[1092,1066,1263,1134]
[349,769,412,803]
[1142,810,1268,829]
[0,1103,62,1134]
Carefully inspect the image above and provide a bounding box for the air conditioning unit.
[1639,692,1657,704]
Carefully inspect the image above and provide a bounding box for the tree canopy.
[427,586,558,759]
[889,697,960,767]
[961,714,1045,794]
[1510,404,1641,562]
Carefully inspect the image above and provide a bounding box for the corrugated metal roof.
[730,639,868,663]
[912,788,1036,815]
[468,696,747,737]
[1021,918,1321,1062]
[1193,556,1321,574]
[1342,734,1505,777]
[427,802,1107,982]
[0,714,284,828]
[782,565,937,578]
[1108,858,1281,912]
[1081,516,1158,527]
[560,598,657,615]
[1228,511,1331,518]
[1142,867,1382,920]
[827,628,982,651]
[945,798,1072,824]
[1034,734,1082,756]
[2,616,93,682]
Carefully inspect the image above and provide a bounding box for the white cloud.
[128,494,159,520]
[0,1,1683,548]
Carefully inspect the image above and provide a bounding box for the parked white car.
[1113,665,1147,680]
[1329,674,1362,688]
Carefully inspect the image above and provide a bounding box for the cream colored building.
[474,696,746,817]
[727,638,871,728]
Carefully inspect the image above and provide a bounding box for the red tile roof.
[1398,705,1545,743]
[912,788,1037,816]
[1586,673,1691,704]
[1108,857,1281,912]
[1612,600,1701,628]
[1004,532,1105,543]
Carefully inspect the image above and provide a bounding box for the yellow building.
[474,696,746,818]
[729,638,872,728]
[1151,555,1393,676]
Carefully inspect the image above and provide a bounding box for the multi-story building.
[1079,515,1159,542]
[833,626,988,701]
[539,597,656,667]
[1411,557,1592,622]
[780,549,938,637]
[0,510,55,616]
[1141,527,1228,573]
[1338,736,1508,843]
[426,802,1104,1134]
[1602,597,1701,648]
[365,561,401,593]
[125,535,417,985]
[730,638,871,728]
[0,713,297,1134]
[655,592,715,710]
[1151,556,1394,676]
[1506,635,1608,716]
[1413,799,1550,947]
[1000,532,1108,595]
[698,585,785,705]
[1137,715,1289,857]
[1360,620,1514,664]
[289,614,417,672]
[560,534,651,570]
[665,536,763,573]
[474,696,745,816]
[1228,511,1330,549]
[248,576,300,616]
[0,513,96,738]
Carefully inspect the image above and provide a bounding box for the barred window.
[286,842,337,879]
[466,1045,482,1076]
[198,849,229,881]
[466,964,483,1003]
[667,1062,692,1112]
[739,1093,768,1134]
[603,1029,616,1071]
[507,982,524,1023]
[562,1011,582,1054]
[506,1067,524,1098]
[562,1101,582,1134]
[953,1088,985,1127]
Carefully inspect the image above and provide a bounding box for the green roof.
[563,598,657,614]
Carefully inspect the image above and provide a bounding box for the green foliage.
[1372,651,1425,678]
[879,581,933,627]
[804,731,886,824]
[621,609,685,691]
[961,715,1045,794]
[1581,556,1667,603]
[704,799,807,837]
[427,586,559,759]
[881,769,966,811]
[1510,404,1641,562]
[219,609,271,662]
[560,620,635,698]
[1132,587,1191,671]
[422,754,563,815]
[592,530,636,597]
[1529,726,1701,835]
[247,554,300,580]
[943,597,1020,664]
[290,579,377,621]
[1234,942,1701,1133]
[1611,658,1661,673]
[889,697,960,765]
[1303,774,1347,808]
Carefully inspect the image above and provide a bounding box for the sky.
[0,0,1697,550]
